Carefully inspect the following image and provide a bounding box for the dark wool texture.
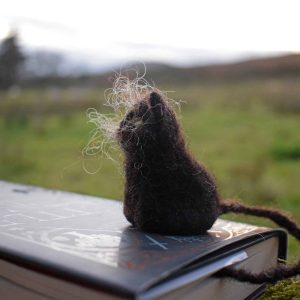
[117,91,300,284]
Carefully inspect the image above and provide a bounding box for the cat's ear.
[137,100,149,117]
[149,92,164,119]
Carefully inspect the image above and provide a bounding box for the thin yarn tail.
[220,200,300,240]
[218,262,300,284]
[217,199,300,283]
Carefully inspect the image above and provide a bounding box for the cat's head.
[117,92,181,154]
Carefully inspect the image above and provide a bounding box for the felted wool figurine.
[86,76,300,284]
[118,91,219,235]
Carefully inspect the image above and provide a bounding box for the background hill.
[112,54,300,85]
[23,53,300,88]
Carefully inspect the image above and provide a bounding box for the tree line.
[0,32,24,89]
[0,32,67,90]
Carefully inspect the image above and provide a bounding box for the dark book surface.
[0,181,287,298]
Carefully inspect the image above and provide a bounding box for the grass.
[0,78,299,298]
[260,279,300,300]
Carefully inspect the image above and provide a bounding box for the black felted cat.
[117,91,300,283]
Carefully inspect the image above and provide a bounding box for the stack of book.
[0,181,287,300]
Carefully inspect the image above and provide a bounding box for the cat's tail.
[219,200,300,240]
[218,200,300,283]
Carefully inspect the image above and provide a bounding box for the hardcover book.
[0,181,287,300]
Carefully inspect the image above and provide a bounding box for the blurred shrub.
[0,88,106,126]
[271,144,300,161]
[271,96,300,114]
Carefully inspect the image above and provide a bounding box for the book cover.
[0,181,287,298]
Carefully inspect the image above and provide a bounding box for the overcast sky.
[1,0,300,69]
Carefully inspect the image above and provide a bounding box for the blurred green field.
[0,78,300,266]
